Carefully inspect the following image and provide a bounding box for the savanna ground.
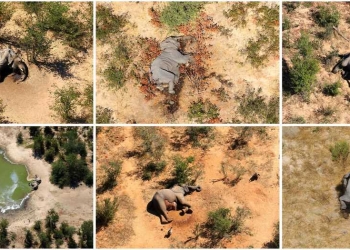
[0,2,92,124]
[283,2,350,123]
[96,126,279,248]
[0,127,93,248]
[283,127,350,248]
[96,2,279,124]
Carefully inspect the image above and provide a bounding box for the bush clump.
[142,161,167,181]
[96,198,119,229]
[159,2,204,29]
[322,81,341,96]
[188,99,220,123]
[97,161,122,193]
[172,156,195,185]
[330,140,349,165]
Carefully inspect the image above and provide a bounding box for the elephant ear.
[7,50,16,65]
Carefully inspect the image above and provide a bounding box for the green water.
[0,149,31,213]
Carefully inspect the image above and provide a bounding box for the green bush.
[51,84,81,123]
[0,219,10,248]
[296,33,314,57]
[282,18,291,31]
[134,127,165,160]
[16,132,24,145]
[223,3,249,28]
[172,156,195,185]
[96,106,115,124]
[96,198,119,228]
[185,127,213,147]
[313,5,340,28]
[38,232,51,248]
[188,99,220,123]
[45,209,59,232]
[323,81,341,96]
[330,140,349,165]
[142,161,166,180]
[24,229,34,248]
[96,5,128,41]
[160,2,204,29]
[33,220,42,232]
[79,221,93,248]
[236,86,279,124]
[98,161,122,193]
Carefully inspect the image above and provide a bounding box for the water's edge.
[0,148,32,213]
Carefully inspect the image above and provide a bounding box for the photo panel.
[282,2,350,124]
[96,126,279,248]
[283,126,350,248]
[96,2,280,124]
[0,2,93,124]
[0,126,93,248]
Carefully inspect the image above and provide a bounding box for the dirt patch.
[96,127,279,248]
[96,2,279,124]
[283,127,350,248]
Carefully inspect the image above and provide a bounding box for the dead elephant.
[150,36,195,94]
[339,172,350,218]
[332,53,350,86]
[0,48,28,83]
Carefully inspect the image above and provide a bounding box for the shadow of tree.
[37,59,74,79]
[282,57,293,94]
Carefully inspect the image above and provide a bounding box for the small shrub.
[288,116,306,124]
[0,219,10,248]
[323,81,341,96]
[97,161,122,193]
[16,132,24,145]
[45,209,59,232]
[24,229,34,248]
[172,156,195,185]
[185,127,214,148]
[283,2,300,12]
[282,18,291,31]
[96,5,128,41]
[96,198,119,229]
[103,67,125,90]
[313,5,340,28]
[296,33,314,57]
[96,106,115,124]
[223,3,249,28]
[142,161,166,180]
[33,221,42,232]
[133,127,165,160]
[330,140,349,165]
[188,99,220,123]
[159,2,204,29]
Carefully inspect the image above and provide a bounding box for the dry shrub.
[148,7,162,28]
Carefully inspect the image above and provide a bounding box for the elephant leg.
[158,200,173,223]
[340,195,350,210]
[177,196,191,209]
[168,81,175,94]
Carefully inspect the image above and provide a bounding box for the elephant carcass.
[339,172,350,218]
[150,184,201,223]
[332,53,350,86]
[0,48,28,83]
[150,36,193,94]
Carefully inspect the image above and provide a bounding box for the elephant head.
[0,49,28,82]
[332,53,350,74]
[11,57,28,82]
[181,184,202,195]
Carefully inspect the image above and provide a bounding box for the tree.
[0,219,10,248]
[24,229,34,248]
[38,231,51,248]
[45,209,59,232]
[33,134,45,158]
[17,132,24,145]
[79,221,93,248]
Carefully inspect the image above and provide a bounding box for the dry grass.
[283,127,350,248]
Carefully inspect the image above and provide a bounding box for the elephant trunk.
[188,185,201,192]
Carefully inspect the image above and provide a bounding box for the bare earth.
[283,127,350,248]
[0,127,92,248]
[96,2,279,124]
[96,127,279,248]
[0,2,92,124]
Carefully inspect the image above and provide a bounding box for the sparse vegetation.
[96,198,119,229]
[134,127,165,160]
[330,140,349,166]
[159,2,204,29]
[322,81,341,96]
[188,99,221,123]
[0,3,13,28]
[185,127,214,148]
[313,5,340,39]
[97,161,122,193]
[142,161,166,181]
[96,106,115,124]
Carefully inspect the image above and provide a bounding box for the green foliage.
[0,3,13,28]
[20,24,52,63]
[172,156,195,185]
[51,84,81,123]
[79,221,93,248]
[33,134,45,158]
[159,2,204,29]
[235,86,279,124]
[96,198,119,229]
[98,161,122,193]
[282,18,291,31]
[185,127,213,148]
[45,209,59,232]
[17,132,24,145]
[38,231,51,248]
[188,99,220,123]
[60,222,75,239]
[33,220,42,232]
[96,106,115,124]
[142,161,166,181]
[223,2,250,28]
[134,127,165,160]
[296,33,314,57]
[330,140,349,165]
[96,5,128,41]
[283,2,300,12]
[313,5,340,28]
[24,229,34,248]
[0,219,10,248]
[288,116,306,124]
[103,67,125,90]
[205,207,251,241]
[322,81,341,96]
[68,236,77,248]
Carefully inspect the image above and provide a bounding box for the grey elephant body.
[339,172,350,211]
[332,53,350,86]
[150,36,193,94]
[151,185,201,223]
[0,49,28,82]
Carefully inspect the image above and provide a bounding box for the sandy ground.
[0,127,92,248]
[0,2,92,124]
[283,2,350,123]
[96,2,279,124]
[96,127,279,248]
[283,127,350,248]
